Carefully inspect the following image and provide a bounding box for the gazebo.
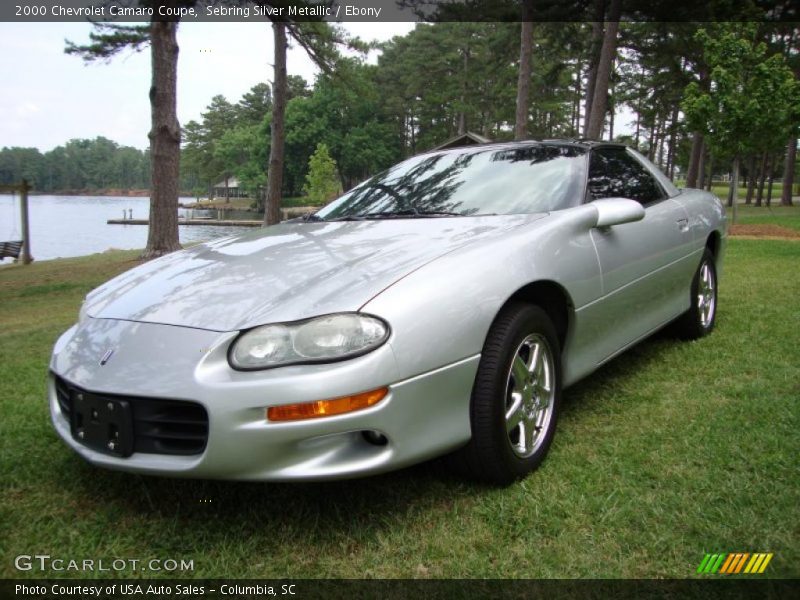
[430,131,492,151]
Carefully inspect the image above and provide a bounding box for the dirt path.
[729,224,800,240]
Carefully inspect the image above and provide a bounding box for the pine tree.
[302,143,341,205]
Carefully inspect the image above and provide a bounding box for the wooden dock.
[108,206,317,227]
[107,218,263,227]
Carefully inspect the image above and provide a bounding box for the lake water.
[0,194,250,261]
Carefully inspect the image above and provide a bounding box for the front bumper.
[49,318,478,480]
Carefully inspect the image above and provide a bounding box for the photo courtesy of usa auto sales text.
[15,583,299,597]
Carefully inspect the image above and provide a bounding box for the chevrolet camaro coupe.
[49,140,725,485]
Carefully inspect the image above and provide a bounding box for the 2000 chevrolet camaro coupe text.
[49,140,725,485]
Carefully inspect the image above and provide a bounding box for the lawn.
[674,180,795,202]
[0,237,798,579]
[728,204,800,233]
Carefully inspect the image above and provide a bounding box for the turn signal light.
[267,387,388,422]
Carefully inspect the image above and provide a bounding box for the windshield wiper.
[331,208,463,221]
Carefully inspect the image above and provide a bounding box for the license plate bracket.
[70,392,134,457]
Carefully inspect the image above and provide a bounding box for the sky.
[1,21,635,152]
[0,22,415,151]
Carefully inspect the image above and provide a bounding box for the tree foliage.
[4,18,792,217]
[682,25,800,160]
[302,142,341,203]
[0,138,150,192]
[682,24,800,217]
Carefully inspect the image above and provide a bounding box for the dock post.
[20,179,33,265]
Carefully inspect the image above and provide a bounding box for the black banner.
[1,0,798,23]
[3,579,800,600]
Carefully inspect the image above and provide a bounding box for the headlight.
[228,313,390,370]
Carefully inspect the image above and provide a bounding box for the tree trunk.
[647,118,659,162]
[766,153,776,206]
[727,175,734,207]
[457,112,466,136]
[731,156,740,224]
[634,65,645,149]
[585,0,621,141]
[142,19,181,260]
[696,139,706,190]
[706,155,714,191]
[686,132,704,188]
[745,154,756,205]
[409,108,416,154]
[583,2,605,136]
[781,137,796,206]
[458,45,470,136]
[667,109,678,179]
[264,22,287,226]
[573,57,582,136]
[224,175,230,204]
[755,151,768,207]
[607,92,615,140]
[514,4,534,141]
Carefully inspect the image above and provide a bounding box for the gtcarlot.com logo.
[697,552,773,575]
[14,554,194,572]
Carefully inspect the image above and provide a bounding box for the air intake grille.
[53,375,208,456]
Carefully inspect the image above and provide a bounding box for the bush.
[302,143,341,204]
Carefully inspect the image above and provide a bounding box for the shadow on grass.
[57,443,477,545]
[560,326,680,419]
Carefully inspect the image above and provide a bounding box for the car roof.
[419,138,628,158]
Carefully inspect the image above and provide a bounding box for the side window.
[587,148,665,205]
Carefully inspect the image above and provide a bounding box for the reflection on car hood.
[85,215,544,331]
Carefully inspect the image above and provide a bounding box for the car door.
[583,146,693,363]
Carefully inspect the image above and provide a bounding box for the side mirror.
[592,198,645,228]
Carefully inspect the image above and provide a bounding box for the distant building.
[212,177,243,199]
[430,131,492,151]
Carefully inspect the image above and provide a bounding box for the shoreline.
[25,189,154,197]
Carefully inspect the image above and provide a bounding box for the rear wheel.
[675,249,717,339]
[453,303,562,485]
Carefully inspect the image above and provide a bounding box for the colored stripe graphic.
[710,554,726,573]
[733,553,749,573]
[758,553,773,573]
[697,554,712,573]
[719,553,736,574]
[744,554,760,573]
[698,552,773,575]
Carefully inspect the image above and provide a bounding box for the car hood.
[85,215,544,332]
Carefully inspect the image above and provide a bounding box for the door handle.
[677,218,689,232]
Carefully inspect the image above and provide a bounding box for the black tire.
[452,302,562,485]
[675,249,718,340]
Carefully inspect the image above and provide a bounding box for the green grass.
[727,203,800,232]
[1,241,798,579]
[709,183,788,202]
[675,181,794,202]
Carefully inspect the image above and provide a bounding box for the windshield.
[316,143,587,220]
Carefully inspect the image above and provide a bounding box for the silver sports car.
[49,140,725,484]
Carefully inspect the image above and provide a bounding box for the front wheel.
[452,303,562,485]
[675,249,718,340]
